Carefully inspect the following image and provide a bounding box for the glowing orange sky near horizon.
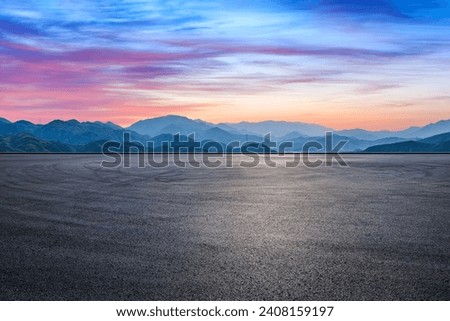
[2,100,449,131]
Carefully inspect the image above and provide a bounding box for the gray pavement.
[0,154,449,300]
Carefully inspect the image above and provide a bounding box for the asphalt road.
[0,154,449,300]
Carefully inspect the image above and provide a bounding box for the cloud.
[0,17,44,36]
[0,0,449,127]
[267,0,450,20]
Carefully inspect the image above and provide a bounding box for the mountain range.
[365,132,450,153]
[1,115,450,153]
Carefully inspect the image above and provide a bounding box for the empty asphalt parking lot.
[0,154,449,300]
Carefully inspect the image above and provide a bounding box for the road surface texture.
[0,154,449,300]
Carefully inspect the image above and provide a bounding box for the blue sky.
[1,0,449,129]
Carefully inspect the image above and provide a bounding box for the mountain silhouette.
[0,119,148,146]
[338,119,450,140]
[221,120,330,137]
[127,115,211,137]
[364,132,450,152]
[0,133,76,152]
[1,115,450,152]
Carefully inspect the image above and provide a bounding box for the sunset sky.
[1,0,449,130]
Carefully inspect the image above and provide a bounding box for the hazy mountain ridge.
[337,119,450,140]
[221,120,330,137]
[0,118,149,146]
[1,115,450,152]
[0,133,76,153]
[365,132,450,152]
[127,115,211,137]
[279,135,410,152]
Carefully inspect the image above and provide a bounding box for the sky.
[0,0,449,130]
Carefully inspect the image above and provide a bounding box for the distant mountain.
[80,140,110,153]
[128,115,265,144]
[1,115,450,153]
[0,120,39,136]
[196,127,262,144]
[419,132,450,144]
[33,119,141,145]
[223,120,330,137]
[0,119,147,146]
[365,141,433,153]
[406,120,450,138]
[215,123,250,135]
[336,129,394,140]
[0,133,75,152]
[369,137,409,146]
[93,121,123,130]
[339,119,450,140]
[128,115,212,137]
[125,115,450,142]
[277,134,408,152]
[14,120,38,133]
[364,132,450,152]
[0,133,149,153]
[197,127,238,142]
[337,127,423,140]
[278,131,307,140]
[281,134,356,152]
